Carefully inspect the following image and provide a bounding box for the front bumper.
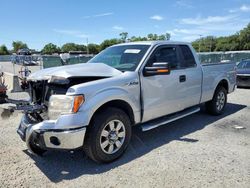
[17,114,86,150]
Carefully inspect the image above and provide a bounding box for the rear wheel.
[206,86,227,115]
[84,107,131,163]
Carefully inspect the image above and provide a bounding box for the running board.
[141,107,200,131]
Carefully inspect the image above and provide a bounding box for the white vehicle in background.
[17,41,236,163]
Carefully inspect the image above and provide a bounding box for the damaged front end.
[16,76,105,154]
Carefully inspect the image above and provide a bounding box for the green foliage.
[130,33,171,42]
[238,23,250,50]
[100,39,122,51]
[41,43,60,55]
[119,32,128,42]
[192,23,250,52]
[130,36,148,42]
[61,43,86,53]
[12,41,28,53]
[0,45,10,55]
[87,43,100,54]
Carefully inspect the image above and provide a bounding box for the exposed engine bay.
[16,76,107,122]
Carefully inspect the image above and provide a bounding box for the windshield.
[237,60,250,69]
[88,45,150,71]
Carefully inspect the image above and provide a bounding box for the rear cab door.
[178,45,202,109]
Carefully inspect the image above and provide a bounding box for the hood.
[237,68,250,75]
[28,63,122,81]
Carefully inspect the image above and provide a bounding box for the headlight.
[48,95,84,120]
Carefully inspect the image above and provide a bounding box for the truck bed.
[201,62,236,103]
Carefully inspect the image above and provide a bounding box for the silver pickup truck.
[17,41,236,163]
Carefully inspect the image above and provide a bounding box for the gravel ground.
[0,88,249,188]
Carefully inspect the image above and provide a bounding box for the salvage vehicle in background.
[16,41,236,163]
[236,59,250,87]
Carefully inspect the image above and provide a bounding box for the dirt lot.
[0,89,249,188]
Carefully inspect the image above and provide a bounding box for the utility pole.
[198,34,202,53]
[210,38,212,52]
[86,38,89,55]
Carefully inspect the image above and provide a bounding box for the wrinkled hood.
[28,63,122,81]
[237,68,250,75]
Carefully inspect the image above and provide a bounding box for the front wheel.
[84,107,131,163]
[27,134,46,156]
[206,86,227,115]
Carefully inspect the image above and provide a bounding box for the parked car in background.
[16,41,236,163]
[17,48,31,55]
[236,59,250,87]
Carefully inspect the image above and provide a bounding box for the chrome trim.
[237,74,250,77]
[43,127,86,149]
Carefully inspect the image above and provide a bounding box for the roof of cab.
[114,40,191,46]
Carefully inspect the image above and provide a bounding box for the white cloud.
[229,4,250,13]
[175,0,193,8]
[150,15,164,21]
[53,29,88,38]
[173,28,206,34]
[83,12,114,19]
[240,5,250,12]
[180,15,235,25]
[166,30,177,36]
[112,25,124,30]
[166,28,207,39]
[181,35,201,42]
[168,13,249,42]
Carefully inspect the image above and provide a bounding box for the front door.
[140,45,186,122]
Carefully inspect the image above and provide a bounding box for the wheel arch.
[216,79,229,93]
[89,99,135,126]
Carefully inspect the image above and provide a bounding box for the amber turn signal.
[73,95,84,113]
[157,69,169,73]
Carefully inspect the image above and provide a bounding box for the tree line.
[0,23,249,55]
[192,23,250,52]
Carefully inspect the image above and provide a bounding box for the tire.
[84,107,132,163]
[205,86,227,115]
[28,134,46,156]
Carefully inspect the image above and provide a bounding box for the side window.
[147,47,179,69]
[179,45,196,68]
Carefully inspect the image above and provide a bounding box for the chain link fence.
[198,51,250,64]
[1,50,250,68]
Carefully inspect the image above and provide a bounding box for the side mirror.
[143,62,171,77]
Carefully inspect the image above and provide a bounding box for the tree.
[41,43,60,55]
[238,23,250,50]
[100,39,122,50]
[165,33,171,40]
[12,41,28,53]
[119,32,128,42]
[61,43,86,53]
[147,33,154,40]
[0,45,10,55]
[87,43,100,54]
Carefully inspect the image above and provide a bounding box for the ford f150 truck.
[17,41,236,163]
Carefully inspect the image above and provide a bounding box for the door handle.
[179,75,186,82]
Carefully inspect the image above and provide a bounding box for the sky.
[1,0,250,50]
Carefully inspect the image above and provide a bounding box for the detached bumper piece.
[17,114,86,151]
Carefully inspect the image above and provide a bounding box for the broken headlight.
[48,76,70,85]
[48,95,84,120]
